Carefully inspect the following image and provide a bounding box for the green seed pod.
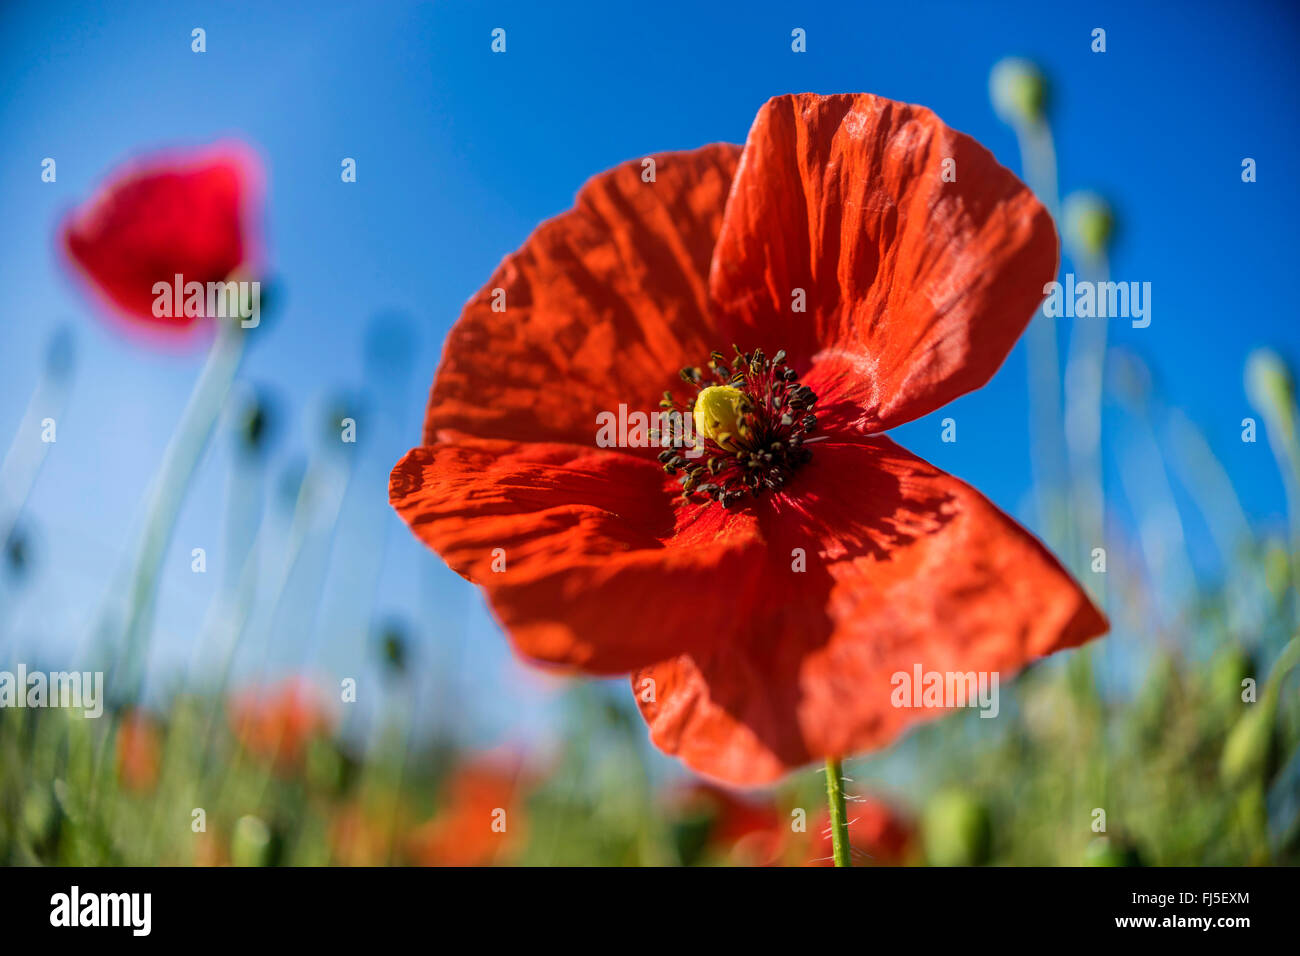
[377,621,409,676]
[1245,348,1296,436]
[989,58,1047,126]
[232,387,275,456]
[1062,192,1114,262]
[231,814,276,867]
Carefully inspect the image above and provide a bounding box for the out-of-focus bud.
[4,523,30,580]
[231,814,278,867]
[377,621,409,676]
[1062,192,1114,263]
[921,790,991,866]
[232,386,275,457]
[1245,348,1297,437]
[989,57,1047,127]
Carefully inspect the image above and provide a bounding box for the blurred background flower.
[61,144,263,341]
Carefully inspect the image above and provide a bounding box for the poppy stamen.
[661,346,818,506]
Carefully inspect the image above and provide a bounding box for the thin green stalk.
[117,317,248,698]
[1013,118,1070,552]
[0,330,75,642]
[88,318,247,814]
[1063,252,1109,593]
[824,757,851,867]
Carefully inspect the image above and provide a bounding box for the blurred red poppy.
[808,795,915,866]
[61,143,262,337]
[229,677,331,773]
[391,92,1107,786]
[405,758,527,866]
[115,710,162,793]
[677,783,787,865]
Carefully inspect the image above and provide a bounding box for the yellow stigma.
[694,385,751,451]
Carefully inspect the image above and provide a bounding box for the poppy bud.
[231,814,278,867]
[989,58,1047,127]
[377,622,409,675]
[4,524,30,580]
[1245,348,1297,437]
[922,790,991,866]
[1062,192,1114,262]
[693,385,751,451]
[232,387,274,456]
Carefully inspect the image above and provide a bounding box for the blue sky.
[2,0,1298,751]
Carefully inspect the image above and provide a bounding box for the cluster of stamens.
[655,346,818,507]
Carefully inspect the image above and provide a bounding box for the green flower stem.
[1012,118,1071,554]
[89,318,246,817]
[825,757,851,867]
[117,317,247,698]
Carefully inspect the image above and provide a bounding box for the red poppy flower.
[807,795,915,866]
[675,783,787,865]
[391,93,1107,786]
[405,758,528,866]
[229,677,332,773]
[115,710,162,793]
[61,143,262,336]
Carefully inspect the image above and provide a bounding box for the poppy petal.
[390,440,763,673]
[423,143,742,448]
[633,435,1105,785]
[709,93,1057,433]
